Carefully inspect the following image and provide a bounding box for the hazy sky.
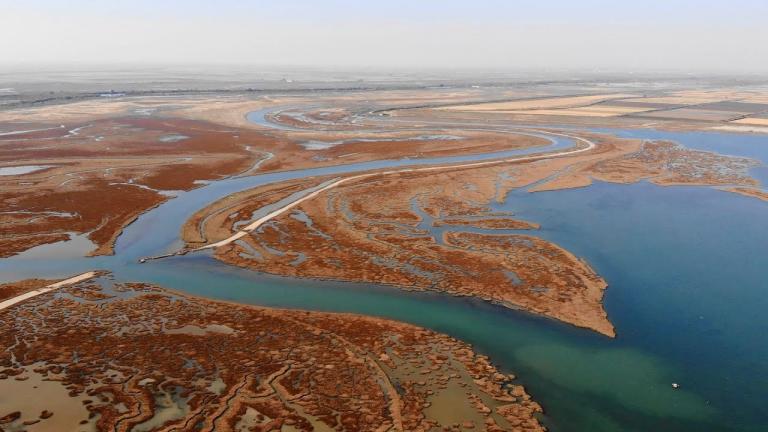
[2,0,767,72]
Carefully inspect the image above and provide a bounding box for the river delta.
[2,87,768,431]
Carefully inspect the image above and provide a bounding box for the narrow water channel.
[2,119,767,431]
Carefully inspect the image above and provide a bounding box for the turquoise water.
[1,128,767,431]
[502,180,768,431]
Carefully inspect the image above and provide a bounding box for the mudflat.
[0,274,544,432]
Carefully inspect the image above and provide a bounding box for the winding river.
[1,110,767,431]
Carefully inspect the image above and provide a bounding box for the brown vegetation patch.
[0,277,545,431]
[1,181,167,257]
[194,137,620,336]
[531,140,761,192]
[0,278,57,302]
[182,177,329,246]
[256,130,547,173]
[0,116,262,257]
[434,218,540,230]
[191,131,764,337]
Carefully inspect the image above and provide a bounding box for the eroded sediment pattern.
[0,117,258,257]
[190,132,765,337]
[0,94,549,259]
[0,276,544,432]
[530,140,762,192]
[194,135,618,336]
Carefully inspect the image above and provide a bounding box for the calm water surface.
[1,128,767,431]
